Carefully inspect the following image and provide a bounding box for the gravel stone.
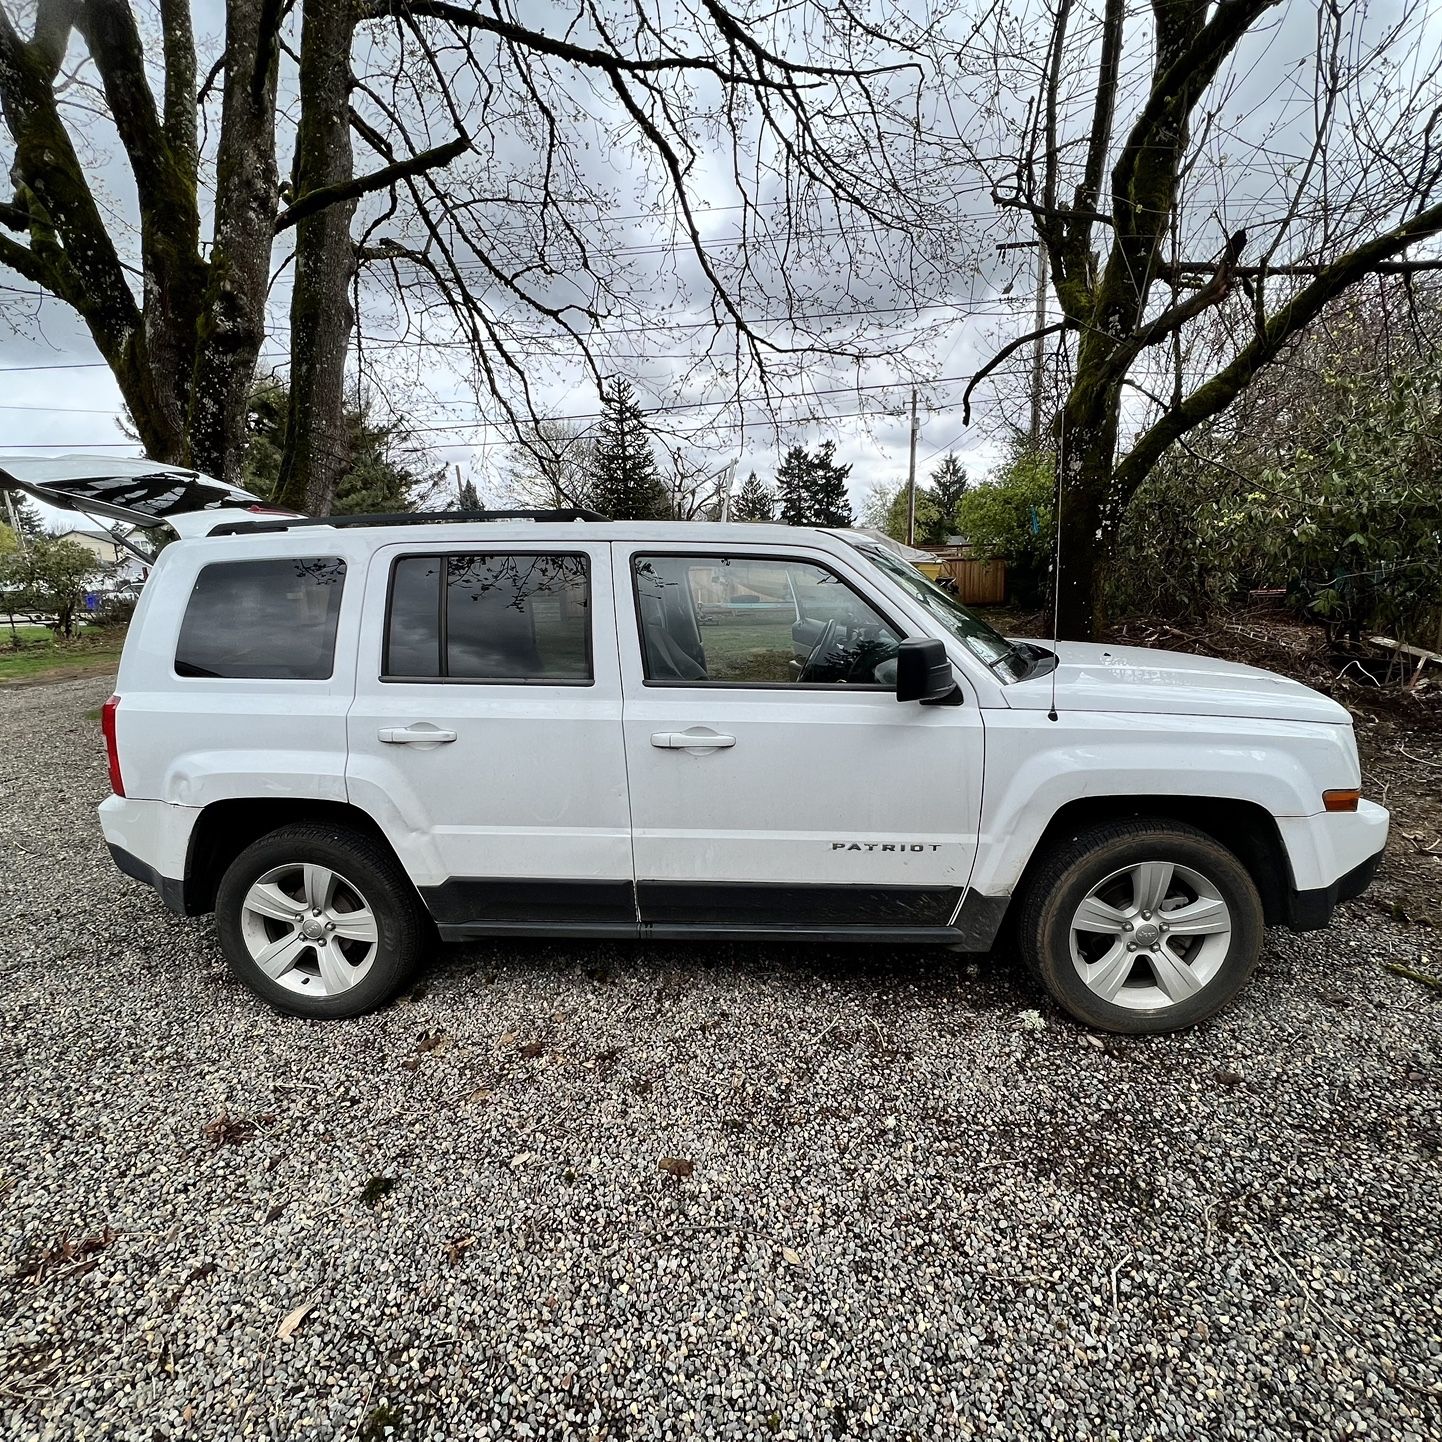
[1,674,1440,1440]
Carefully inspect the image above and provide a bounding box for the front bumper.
[1282,804,1388,931]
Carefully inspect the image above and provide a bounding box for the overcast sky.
[3,0,1438,529]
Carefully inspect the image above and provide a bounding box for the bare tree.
[957,0,1442,639]
[2,2,953,509]
[500,420,598,511]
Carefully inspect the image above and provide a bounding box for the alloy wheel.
[238,862,379,997]
[1067,859,1233,1011]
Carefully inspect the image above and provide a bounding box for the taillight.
[101,694,125,796]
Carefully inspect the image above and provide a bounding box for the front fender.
[973,709,1362,896]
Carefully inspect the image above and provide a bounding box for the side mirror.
[895,637,961,704]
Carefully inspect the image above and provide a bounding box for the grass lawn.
[0,627,125,684]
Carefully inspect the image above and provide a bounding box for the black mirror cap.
[896,637,961,704]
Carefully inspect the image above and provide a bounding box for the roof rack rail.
[208,507,608,536]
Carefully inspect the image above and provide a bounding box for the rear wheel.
[1017,820,1263,1034]
[215,823,426,1018]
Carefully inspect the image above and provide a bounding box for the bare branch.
[965,321,1068,424]
[274,135,470,232]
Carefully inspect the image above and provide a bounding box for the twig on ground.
[1382,961,1442,991]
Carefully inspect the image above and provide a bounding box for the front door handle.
[650,729,736,751]
[378,724,457,745]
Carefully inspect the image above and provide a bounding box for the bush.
[955,445,1054,605]
[88,594,136,630]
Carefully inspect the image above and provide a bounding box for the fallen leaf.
[276,1299,316,1341]
[657,1156,694,1180]
[1084,1034,1105,1051]
[264,1200,290,1223]
[444,1234,474,1265]
[510,1151,537,1168]
[202,1109,257,1148]
[1213,1069,1245,1089]
[467,1088,492,1104]
[498,1030,518,1046]
[780,1246,802,1266]
[519,1041,544,1059]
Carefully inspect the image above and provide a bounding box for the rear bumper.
[99,795,200,915]
[108,843,189,915]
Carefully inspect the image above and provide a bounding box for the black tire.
[1016,819,1264,1035]
[215,823,427,1019]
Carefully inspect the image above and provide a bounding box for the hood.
[0,454,301,539]
[1007,640,1352,725]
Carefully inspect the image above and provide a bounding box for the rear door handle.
[650,730,736,750]
[378,724,457,745]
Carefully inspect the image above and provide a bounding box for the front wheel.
[215,823,426,1018]
[1016,820,1264,1034]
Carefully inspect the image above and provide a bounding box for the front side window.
[856,543,1029,681]
[633,554,902,686]
[175,556,346,679]
[384,552,590,683]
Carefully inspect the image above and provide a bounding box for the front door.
[613,545,985,936]
[347,542,634,934]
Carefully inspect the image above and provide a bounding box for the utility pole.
[716,458,738,521]
[1029,246,1050,446]
[2,488,26,549]
[904,387,919,547]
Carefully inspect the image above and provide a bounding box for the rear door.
[614,544,986,936]
[0,455,291,538]
[346,541,635,935]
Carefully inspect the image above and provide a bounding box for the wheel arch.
[1013,795,1293,926]
[183,798,409,915]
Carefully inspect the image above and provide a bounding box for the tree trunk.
[273,0,359,517]
[1052,374,1123,642]
[188,0,280,483]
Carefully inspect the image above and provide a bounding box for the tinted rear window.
[175,557,346,679]
[384,552,591,682]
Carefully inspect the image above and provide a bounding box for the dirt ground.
[983,606,1442,934]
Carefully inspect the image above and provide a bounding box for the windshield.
[854,543,1030,681]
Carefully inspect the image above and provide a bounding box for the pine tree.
[809,441,854,526]
[776,441,853,526]
[456,477,482,509]
[241,375,434,514]
[927,453,970,541]
[588,379,671,520]
[733,471,774,522]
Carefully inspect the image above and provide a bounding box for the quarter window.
[175,557,346,679]
[633,554,902,686]
[384,552,591,683]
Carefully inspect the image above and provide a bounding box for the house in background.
[50,526,126,566]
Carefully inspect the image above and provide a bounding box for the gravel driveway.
[2,674,1440,1442]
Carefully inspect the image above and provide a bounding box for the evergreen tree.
[242,375,437,514]
[775,441,853,527]
[733,471,775,522]
[927,453,970,541]
[456,477,482,509]
[588,379,672,520]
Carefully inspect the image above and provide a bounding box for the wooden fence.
[940,556,1007,606]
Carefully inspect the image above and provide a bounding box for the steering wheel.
[798,618,843,683]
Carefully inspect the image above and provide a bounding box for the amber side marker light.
[1323,789,1360,813]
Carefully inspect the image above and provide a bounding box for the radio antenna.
[1048,407,1063,722]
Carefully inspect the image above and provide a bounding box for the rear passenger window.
[384,553,590,683]
[175,557,346,679]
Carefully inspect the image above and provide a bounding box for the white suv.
[3,457,1388,1033]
